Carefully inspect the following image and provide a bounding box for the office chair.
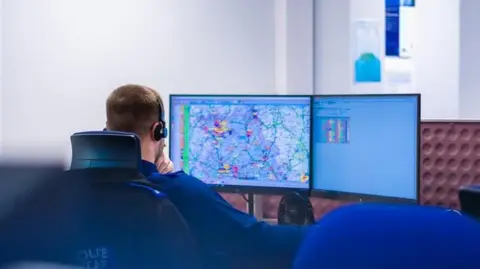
[1,131,201,269]
[293,203,480,269]
[3,262,82,269]
[277,192,314,225]
[68,131,202,269]
[459,185,480,220]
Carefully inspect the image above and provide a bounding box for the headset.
[153,99,168,141]
[104,86,168,141]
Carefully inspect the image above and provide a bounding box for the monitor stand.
[246,192,263,219]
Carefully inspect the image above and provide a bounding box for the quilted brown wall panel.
[421,121,480,208]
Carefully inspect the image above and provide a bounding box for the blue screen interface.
[170,96,311,189]
[312,95,418,200]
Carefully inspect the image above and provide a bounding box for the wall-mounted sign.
[385,0,415,58]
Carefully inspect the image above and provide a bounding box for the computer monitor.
[169,95,311,192]
[311,94,420,202]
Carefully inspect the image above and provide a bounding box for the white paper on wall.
[352,19,382,84]
[399,2,416,59]
[385,57,415,93]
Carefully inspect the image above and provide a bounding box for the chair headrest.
[70,131,141,170]
[459,185,480,219]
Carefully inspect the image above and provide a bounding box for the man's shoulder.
[146,171,203,186]
[146,171,224,207]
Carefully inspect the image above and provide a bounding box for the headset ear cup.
[153,124,161,141]
[154,121,168,141]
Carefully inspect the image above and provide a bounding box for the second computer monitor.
[311,94,420,202]
[170,95,311,191]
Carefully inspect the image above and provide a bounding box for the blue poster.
[385,0,400,56]
[402,0,415,7]
[386,0,415,57]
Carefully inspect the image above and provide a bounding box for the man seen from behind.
[105,84,308,269]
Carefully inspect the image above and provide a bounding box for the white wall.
[314,0,385,95]
[314,0,350,94]
[315,0,461,120]
[0,0,2,155]
[385,0,460,119]
[1,0,314,161]
[284,0,314,94]
[0,0,470,161]
[416,0,460,119]
[459,0,480,119]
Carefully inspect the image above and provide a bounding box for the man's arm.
[193,191,308,269]
[244,222,309,269]
[149,172,308,269]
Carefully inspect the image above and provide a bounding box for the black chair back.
[69,170,201,269]
[0,132,201,268]
[67,131,201,268]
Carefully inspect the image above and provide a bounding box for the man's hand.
[156,150,174,174]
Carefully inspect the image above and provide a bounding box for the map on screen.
[170,96,310,189]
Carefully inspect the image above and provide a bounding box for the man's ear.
[150,122,159,141]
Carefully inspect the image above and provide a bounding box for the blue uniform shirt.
[140,160,307,269]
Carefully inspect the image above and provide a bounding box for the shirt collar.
[140,160,158,177]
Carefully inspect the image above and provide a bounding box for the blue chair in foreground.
[66,131,201,269]
[293,203,480,269]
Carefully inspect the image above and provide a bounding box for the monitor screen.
[312,95,419,200]
[170,95,311,190]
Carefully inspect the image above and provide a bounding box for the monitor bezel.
[168,94,313,195]
[309,93,421,204]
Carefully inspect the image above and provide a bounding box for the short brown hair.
[106,84,164,136]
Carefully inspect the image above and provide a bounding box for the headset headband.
[143,86,164,122]
[143,86,168,140]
